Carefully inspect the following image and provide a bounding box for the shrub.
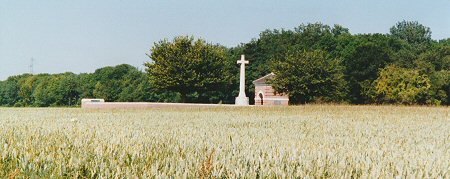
[373,65,432,104]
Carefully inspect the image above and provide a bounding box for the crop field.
[0,105,449,178]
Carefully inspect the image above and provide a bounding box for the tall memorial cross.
[235,55,249,106]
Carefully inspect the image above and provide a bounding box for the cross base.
[235,96,249,106]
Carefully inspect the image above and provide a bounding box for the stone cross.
[235,55,249,106]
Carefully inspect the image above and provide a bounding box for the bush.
[373,65,432,104]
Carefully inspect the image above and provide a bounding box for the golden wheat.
[0,105,449,178]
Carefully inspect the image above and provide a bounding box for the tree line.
[0,64,179,107]
[0,21,449,106]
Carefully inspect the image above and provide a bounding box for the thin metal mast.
[29,58,34,74]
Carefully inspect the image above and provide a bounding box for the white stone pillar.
[235,55,249,106]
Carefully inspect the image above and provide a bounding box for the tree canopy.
[390,20,432,45]
[145,36,232,103]
[269,50,347,104]
[372,65,431,104]
[0,64,167,107]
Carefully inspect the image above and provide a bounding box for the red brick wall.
[254,85,289,106]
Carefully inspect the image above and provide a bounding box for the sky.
[1,0,449,80]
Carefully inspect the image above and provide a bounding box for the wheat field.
[0,105,449,178]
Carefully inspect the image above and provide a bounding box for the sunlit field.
[0,105,449,178]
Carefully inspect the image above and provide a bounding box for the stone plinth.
[235,96,249,106]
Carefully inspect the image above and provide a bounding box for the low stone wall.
[81,100,233,109]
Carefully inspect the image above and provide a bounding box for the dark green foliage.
[118,69,160,102]
[77,73,96,100]
[33,76,55,107]
[424,41,450,71]
[241,23,348,104]
[270,50,348,104]
[145,36,232,103]
[390,20,432,45]
[0,64,163,107]
[338,34,394,103]
[1,75,25,106]
[93,64,134,102]
[429,71,450,104]
[31,73,80,106]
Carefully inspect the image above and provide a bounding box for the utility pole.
[29,58,34,74]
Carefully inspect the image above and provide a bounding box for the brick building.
[253,73,289,106]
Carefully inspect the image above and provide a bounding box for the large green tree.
[270,50,348,104]
[145,36,231,103]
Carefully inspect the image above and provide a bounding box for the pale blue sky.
[1,0,449,80]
